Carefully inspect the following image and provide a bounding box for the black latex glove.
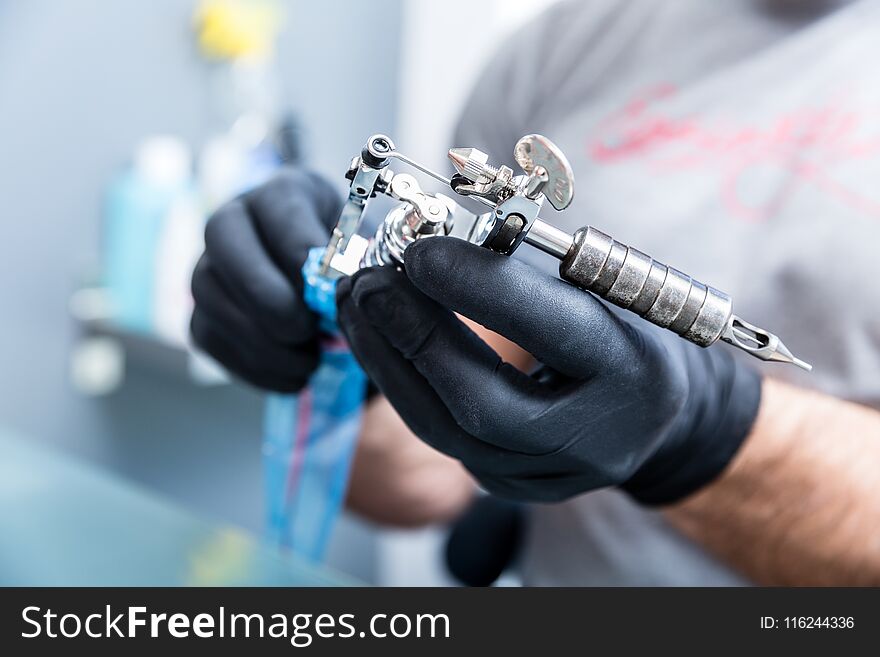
[336,237,762,505]
[190,169,342,392]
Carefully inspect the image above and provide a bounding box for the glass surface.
[0,430,356,586]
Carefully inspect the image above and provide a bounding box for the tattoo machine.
[323,133,811,369]
[265,132,810,560]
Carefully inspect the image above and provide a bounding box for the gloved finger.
[472,471,598,504]
[344,267,559,454]
[338,274,469,457]
[204,198,316,343]
[338,274,542,471]
[192,255,315,348]
[190,307,317,393]
[403,237,640,379]
[242,169,343,275]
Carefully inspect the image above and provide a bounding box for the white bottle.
[151,140,203,346]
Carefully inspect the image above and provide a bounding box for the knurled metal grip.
[559,226,733,347]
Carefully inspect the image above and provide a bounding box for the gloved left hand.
[336,237,762,505]
[190,169,342,392]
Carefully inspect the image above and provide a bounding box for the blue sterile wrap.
[262,248,367,561]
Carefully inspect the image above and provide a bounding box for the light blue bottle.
[104,138,193,333]
[263,248,367,561]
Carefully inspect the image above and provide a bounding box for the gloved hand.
[190,169,342,392]
[336,237,762,505]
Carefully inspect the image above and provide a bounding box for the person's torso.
[473,0,880,585]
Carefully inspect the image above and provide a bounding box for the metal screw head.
[514,134,575,210]
[448,147,494,182]
[369,135,393,154]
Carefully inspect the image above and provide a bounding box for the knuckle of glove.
[189,310,216,358]
[347,267,443,357]
[595,308,650,371]
[402,238,445,284]
[189,255,212,305]
[190,310,317,394]
[630,323,691,418]
[203,199,245,256]
[247,168,341,233]
[248,168,318,206]
[272,297,319,343]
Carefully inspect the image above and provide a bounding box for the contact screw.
[448,147,499,183]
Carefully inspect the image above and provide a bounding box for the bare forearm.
[346,396,476,527]
[667,378,880,586]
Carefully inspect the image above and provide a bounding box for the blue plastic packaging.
[262,249,367,561]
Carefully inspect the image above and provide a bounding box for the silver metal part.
[721,316,812,370]
[560,226,731,346]
[448,147,494,183]
[557,225,811,369]
[322,135,480,279]
[387,174,451,233]
[365,134,395,164]
[321,165,382,276]
[523,219,574,258]
[513,134,575,210]
[448,147,516,203]
[320,136,397,277]
[484,191,543,254]
[327,233,370,277]
[317,133,809,370]
[363,174,455,267]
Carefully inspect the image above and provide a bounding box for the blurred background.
[0,0,556,585]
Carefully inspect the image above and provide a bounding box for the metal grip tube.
[559,226,732,347]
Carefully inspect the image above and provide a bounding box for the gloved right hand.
[190,169,342,392]
[336,238,762,505]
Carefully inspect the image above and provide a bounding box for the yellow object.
[195,0,282,61]
[186,528,255,586]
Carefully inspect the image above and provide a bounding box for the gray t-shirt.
[454,0,880,585]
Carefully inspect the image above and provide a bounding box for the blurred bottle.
[197,113,281,214]
[153,190,203,345]
[104,137,194,333]
[277,113,304,166]
[195,0,283,211]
